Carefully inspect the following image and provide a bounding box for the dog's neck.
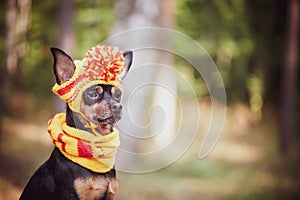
[66,105,76,127]
[65,105,113,135]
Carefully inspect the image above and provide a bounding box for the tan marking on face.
[96,86,103,95]
[111,86,116,96]
[94,100,112,119]
[74,175,108,200]
[111,86,122,102]
[79,98,113,135]
[97,124,112,135]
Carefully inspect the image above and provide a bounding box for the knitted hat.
[52,45,125,112]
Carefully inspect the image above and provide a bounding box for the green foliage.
[1,0,287,106]
[176,0,284,104]
[22,0,58,98]
[177,0,252,101]
[0,1,6,73]
[22,0,114,99]
[75,0,114,57]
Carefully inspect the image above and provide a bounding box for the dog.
[19,45,132,200]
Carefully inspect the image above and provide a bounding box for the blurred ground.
[0,102,300,200]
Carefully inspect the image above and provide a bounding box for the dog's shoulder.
[20,148,79,199]
[19,152,57,199]
[20,148,117,199]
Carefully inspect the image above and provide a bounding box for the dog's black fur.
[19,47,132,200]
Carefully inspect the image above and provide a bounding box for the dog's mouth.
[93,110,122,125]
[96,116,115,124]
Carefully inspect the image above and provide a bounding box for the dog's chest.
[74,175,118,200]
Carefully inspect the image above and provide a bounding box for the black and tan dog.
[20,46,132,200]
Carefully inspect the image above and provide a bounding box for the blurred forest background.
[0,0,300,199]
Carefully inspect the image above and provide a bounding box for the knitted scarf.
[48,113,120,173]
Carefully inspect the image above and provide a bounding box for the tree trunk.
[2,0,18,110]
[279,0,299,154]
[56,0,75,54]
[110,0,177,172]
[152,0,177,147]
[111,0,161,171]
[54,0,75,113]
[0,0,31,139]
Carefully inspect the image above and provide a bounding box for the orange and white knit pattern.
[52,45,125,112]
[48,113,120,173]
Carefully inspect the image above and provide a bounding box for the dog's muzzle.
[93,102,122,124]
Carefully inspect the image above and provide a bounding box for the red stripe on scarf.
[77,140,93,158]
[57,133,66,152]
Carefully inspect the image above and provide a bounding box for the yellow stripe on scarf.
[48,113,120,173]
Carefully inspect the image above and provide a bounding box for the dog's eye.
[87,91,100,100]
[111,87,122,101]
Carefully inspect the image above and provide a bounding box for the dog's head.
[51,46,132,135]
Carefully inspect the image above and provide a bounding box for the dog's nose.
[111,103,122,111]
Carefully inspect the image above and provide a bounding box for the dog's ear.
[119,51,133,80]
[50,47,76,85]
